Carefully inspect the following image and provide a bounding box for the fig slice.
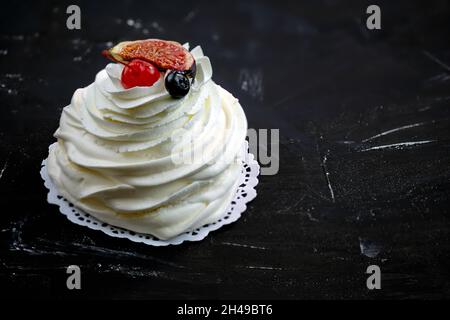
[104,39,195,73]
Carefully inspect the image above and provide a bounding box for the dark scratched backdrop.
[0,0,449,299]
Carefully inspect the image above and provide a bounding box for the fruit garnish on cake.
[102,39,196,98]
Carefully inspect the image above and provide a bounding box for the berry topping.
[106,39,195,73]
[120,59,160,89]
[165,71,190,99]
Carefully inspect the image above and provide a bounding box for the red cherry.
[121,59,160,89]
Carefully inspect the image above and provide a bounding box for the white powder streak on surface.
[362,122,428,142]
[0,159,8,181]
[221,242,267,250]
[245,265,284,271]
[321,151,336,203]
[359,140,435,152]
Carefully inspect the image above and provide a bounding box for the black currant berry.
[165,71,190,99]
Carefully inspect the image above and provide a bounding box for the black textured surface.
[1,0,450,299]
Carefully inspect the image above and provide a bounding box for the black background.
[1,0,449,299]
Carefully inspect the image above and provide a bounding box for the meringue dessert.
[47,39,248,240]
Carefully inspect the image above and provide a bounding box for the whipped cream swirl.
[47,45,248,240]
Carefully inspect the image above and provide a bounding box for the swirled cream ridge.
[47,45,248,240]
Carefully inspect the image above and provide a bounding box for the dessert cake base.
[40,141,259,246]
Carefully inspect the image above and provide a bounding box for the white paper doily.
[40,141,260,246]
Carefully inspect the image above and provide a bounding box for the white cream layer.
[47,45,248,240]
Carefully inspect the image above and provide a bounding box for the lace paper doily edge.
[40,141,260,246]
